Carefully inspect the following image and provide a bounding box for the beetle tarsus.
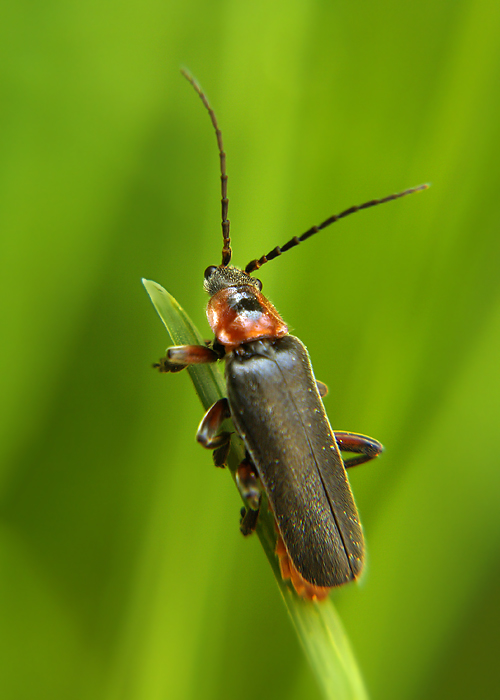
[240,506,260,536]
[212,441,231,468]
[153,357,187,373]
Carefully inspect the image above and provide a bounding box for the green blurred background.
[1,1,500,698]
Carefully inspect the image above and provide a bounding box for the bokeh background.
[2,1,500,699]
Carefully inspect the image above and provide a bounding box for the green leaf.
[143,278,369,700]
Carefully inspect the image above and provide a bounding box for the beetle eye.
[204,265,218,280]
[253,278,263,291]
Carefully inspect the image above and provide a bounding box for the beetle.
[155,70,428,600]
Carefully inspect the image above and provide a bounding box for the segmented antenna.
[181,69,231,266]
[245,184,430,274]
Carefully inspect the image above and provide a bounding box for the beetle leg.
[236,459,262,535]
[196,398,232,451]
[212,442,231,468]
[236,459,261,511]
[316,380,328,397]
[240,506,260,536]
[154,344,221,373]
[334,431,384,468]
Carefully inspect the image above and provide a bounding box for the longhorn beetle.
[155,70,428,600]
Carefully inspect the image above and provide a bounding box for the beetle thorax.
[206,279,288,349]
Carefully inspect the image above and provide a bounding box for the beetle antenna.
[181,69,231,267]
[245,183,430,273]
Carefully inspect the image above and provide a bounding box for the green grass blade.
[143,278,369,700]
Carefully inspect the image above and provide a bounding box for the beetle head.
[204,265,262,296]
